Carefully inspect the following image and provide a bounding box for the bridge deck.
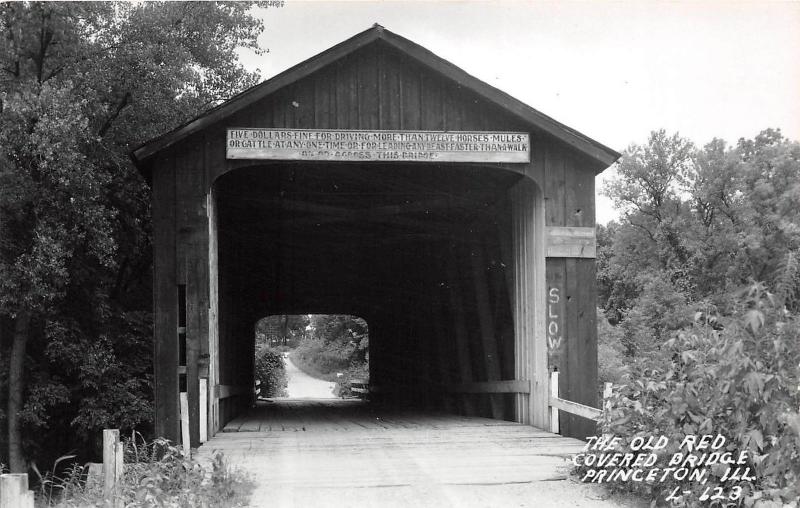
[197,399,624,508]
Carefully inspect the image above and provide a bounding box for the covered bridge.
[131,25,619,447]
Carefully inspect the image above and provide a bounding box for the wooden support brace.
[447,380,530,394]
[548,396,602,421]
[550,370,560,434]
[546,226,596,258]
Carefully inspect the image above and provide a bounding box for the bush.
[598,308,627,385]
[37,436,252,507]
[291,337,354,380]
[583,283,800,506]
[254,347,288,398]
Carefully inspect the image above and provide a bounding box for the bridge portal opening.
[254,314,369,400]
[211,163,524,428]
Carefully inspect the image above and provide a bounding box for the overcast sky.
[237,1,800,223]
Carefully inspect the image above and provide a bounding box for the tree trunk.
[7,310,30,473]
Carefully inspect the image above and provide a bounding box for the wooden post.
[509,179,548,428]
[180,392,191,456]
[602,382,613,432]
[200,378,208,443]
[549,370,559,434]
[0,474,34,508]
[102,429,123,499]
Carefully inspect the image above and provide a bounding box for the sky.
[237,1,800,223]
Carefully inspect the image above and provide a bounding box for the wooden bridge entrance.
[132,25,619,448]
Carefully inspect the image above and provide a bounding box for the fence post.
[103,429,123,500]
[602,382,613,439]
[200,378,208,443]
[549,370,559,434]
[180,392,191,456]
[1,473,34,508]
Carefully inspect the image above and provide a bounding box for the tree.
[600,129,800,359]
[1,1,265,472]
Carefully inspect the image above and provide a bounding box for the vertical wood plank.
[293,78,315,128]
[400,58,421,130]
[510,178,548,428]
[357,48,379,129]
[550,370,560,433]
[180,392,190,456]
[380,48,403,130]
[545,146,566,227]
[200,376,208,443]
[102,429,121,498]
[546,258,566,371]
[420,74,444,130]
[566,258,599,438]
[431,278,455,412]
[564,154,596,227]
[469,244,505,419]
[152,155,179,441]
[313,70,333,129]
[445,256,476,416]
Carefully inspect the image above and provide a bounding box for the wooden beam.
[546,226,596,258]
[549,395,602,421]
[152,156,179,442]
[510,178,549,428]
[216,385,250,399]
[448,380,530,394]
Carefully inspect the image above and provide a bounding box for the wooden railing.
[350,379,370,397]
[548,370,612,434]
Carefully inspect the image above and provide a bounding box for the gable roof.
[131,24,620,171]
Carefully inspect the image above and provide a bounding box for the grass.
[32,434,253,507]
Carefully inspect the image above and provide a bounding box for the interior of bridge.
[212,163,526,425]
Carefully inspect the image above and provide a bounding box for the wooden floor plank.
[197,399,616,508]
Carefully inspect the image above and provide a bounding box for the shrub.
[598,308,627,385]
[583,283,800,506]
[36,436,252,507]
[291,337,354,380]
[254,346,288,398]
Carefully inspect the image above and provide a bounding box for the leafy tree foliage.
[599,128,800,344]
[291,315,369,384]
[255,314,310,349]
[595,129,800,505]
[0,1,265,472]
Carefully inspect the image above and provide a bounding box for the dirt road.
[283,354,336,398]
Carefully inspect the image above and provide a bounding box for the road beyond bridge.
[196,399,636,508]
